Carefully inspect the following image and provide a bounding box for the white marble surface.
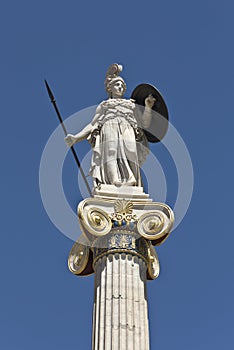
[92,253,150,350]
[65,64,155,190]
[93,184,151,202]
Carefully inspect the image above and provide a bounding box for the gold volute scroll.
[137,204,174,245]
[68,242,89,275]
[78,202,112,237]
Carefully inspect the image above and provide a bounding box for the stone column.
[92,252,150,350]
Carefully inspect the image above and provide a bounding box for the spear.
[44,80,92,197]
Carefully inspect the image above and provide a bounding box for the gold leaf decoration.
[114,199,133,215]
[68,242,89,275]
[147,242,160,279]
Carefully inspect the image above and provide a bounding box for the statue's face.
[111,80,125,97]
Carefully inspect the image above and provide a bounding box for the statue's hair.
[105,63,127,97]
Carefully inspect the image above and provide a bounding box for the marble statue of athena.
[65,63,155,188]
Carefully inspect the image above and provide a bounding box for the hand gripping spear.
[44,80,92,197]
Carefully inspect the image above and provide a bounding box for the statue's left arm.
[141,94,156,128]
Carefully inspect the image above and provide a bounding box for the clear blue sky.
[1,0,234,349]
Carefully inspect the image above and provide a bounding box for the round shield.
[131,83,169,143]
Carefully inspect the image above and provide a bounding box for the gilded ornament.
[110,199,137,227]
[94,215,102,225]
[114,199,133,214]
[68,242,89,275]
[92,231,149,266]
[147,242,160,279]
[137,208,174,244]
[79,205,112,237]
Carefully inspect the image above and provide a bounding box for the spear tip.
[44,79,55,102]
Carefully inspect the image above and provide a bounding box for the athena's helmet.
[105,63,127,97]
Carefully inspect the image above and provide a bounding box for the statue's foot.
[113,180,122,187]
[113,177,136,186]
[125,180,136,186]
[124,176,136,186]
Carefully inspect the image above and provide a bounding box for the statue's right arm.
[65,104,102,147]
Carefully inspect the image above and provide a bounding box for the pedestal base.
[93,184,152,202]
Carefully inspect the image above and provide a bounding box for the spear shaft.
[44,80,92,197]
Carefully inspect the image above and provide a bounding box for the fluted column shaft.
[92,253,150,350]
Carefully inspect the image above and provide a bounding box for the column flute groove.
[92,250,150,350]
